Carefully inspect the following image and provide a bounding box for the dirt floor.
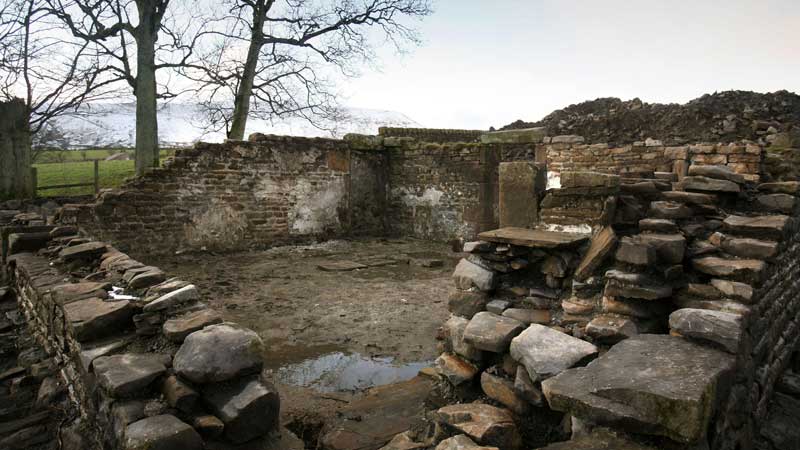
[155,238,458,448]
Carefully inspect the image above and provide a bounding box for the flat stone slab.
[679,176,741,193]
[51,282,110,304]
[320,376,434,450]
[204,377,280,444]
[463,312,525,353]
[94,354,167,398]
[124,414,201,450]
[687,165,745,183]
[432,403,521,450]
[478,228,589,249]
[128,269,166,290]
[542,334,735,444]
[317,261,368,272]
[661,191,716,205]
[173,323,264,383]
[603,271,672,300]
[692,257,766,283]
[59,241,107,261]
[162,309,222,343]
[722,215,792,240]
[510,324,598,379]
[79,335,134,369]
[64,298,134,342]
[669,308,742,353]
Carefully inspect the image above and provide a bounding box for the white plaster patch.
[290,178,346,235]
[542,223,592,234]
[547,171,562,190]
[392,187,445,207]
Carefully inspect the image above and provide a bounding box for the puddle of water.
[271,352,432,393]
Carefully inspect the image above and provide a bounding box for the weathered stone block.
[509,324,598,380]
[174,323,264,383]
[203,377,280,444]
[124,414,201,450]
[542,334,735,444]
[462,312,525,353]
[669,308,742,353]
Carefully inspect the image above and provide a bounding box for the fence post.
[30,167,38,198]
[93,159,99,194]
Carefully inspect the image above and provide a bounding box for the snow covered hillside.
[44,103,422,148]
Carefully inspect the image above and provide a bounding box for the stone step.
[542,334,735,444]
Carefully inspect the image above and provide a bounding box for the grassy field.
[33,149,175,197]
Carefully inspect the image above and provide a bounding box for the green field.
[33,149,175,197]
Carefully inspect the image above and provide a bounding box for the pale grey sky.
[340,0,800,130]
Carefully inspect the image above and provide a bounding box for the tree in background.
[183,0,432,140]
[44,0,208,175]
[0,0,121,197]
[0,0,122,146]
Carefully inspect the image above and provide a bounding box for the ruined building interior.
[3,123,800,450]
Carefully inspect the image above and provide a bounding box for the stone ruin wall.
[55,127,777,256]
[3,124,800,450]
[59,135,388,255]
[1,212,297,449]
[436,153,800,450]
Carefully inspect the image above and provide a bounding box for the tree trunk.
[228,3,266,141]
[134,4,160,176]
[0,99,33,200]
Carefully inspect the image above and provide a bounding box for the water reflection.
[273,352,431,393]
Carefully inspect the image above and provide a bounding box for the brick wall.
[385,141,537,241]
[60,136,387,255]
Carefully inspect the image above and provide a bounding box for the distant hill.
[39,103,421,149]
[501,90,800,146]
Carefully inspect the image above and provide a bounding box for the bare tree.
[44,0,204,175]
[184,0,432,140]
[0,0,123,152]
[0,0,123,198]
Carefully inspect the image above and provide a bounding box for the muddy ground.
[154,238,458,446]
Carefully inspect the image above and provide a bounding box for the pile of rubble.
[501,90,800,147]
[2,212,302,449]
[388,162,800,449]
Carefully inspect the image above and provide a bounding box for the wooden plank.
[478,227,590,248]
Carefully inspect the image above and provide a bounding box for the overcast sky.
[339,0,800,130]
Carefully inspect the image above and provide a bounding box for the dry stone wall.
[54,127,779,254]
[426,160,800,450]
[2,211,301,449]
